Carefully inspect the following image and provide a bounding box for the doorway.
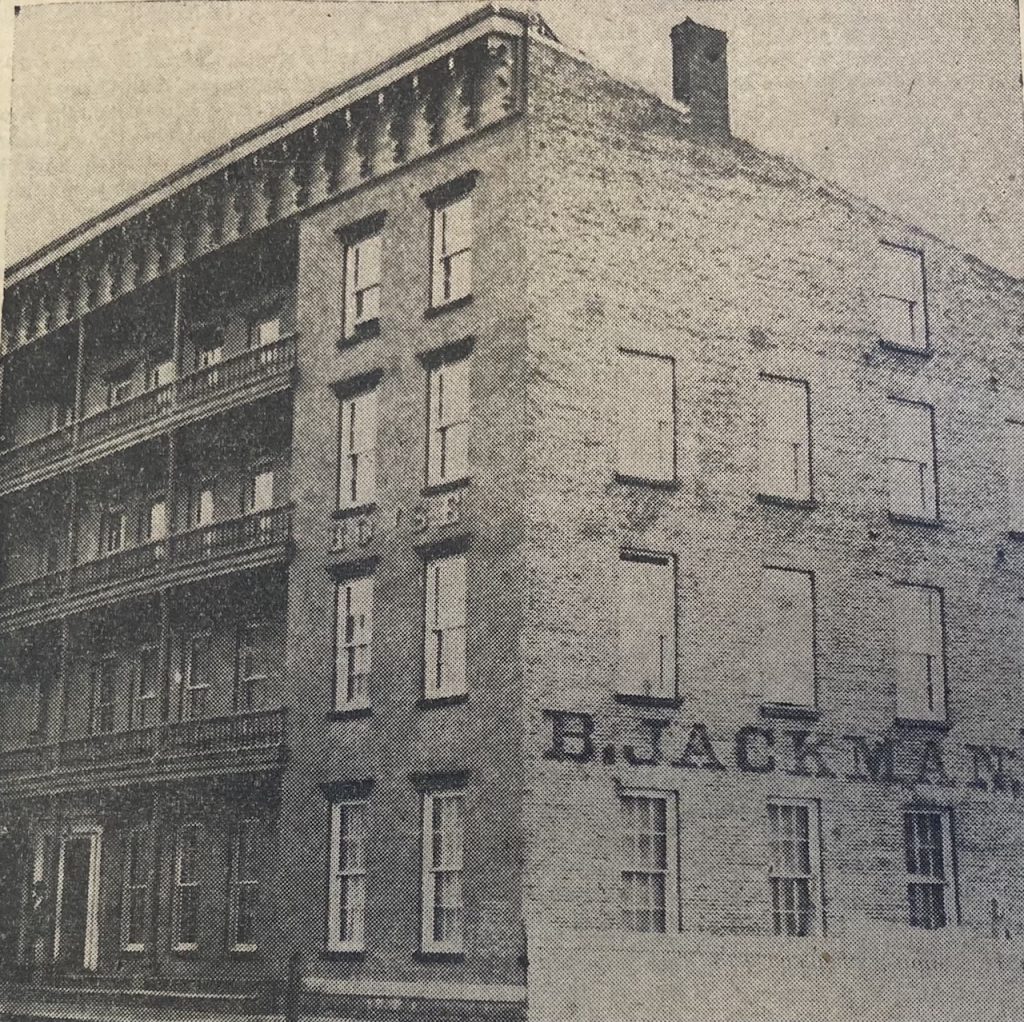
[53,828,101,971]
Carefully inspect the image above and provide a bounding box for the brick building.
[1,6,1023,1021]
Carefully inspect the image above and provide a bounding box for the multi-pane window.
[344,233,382,335]
[338,389,378,510]
[426,358,469,487]
[759,375,812,501]
[237,622,273,711]
[620,791,675,933]
[422,790,464,952]
[616,349,675,484]
[767,800,821,937]
[431,194,472,307]
[1006,420,1024,531]
[617,552,676,699]
[886,399,938,519]
[174,824,201,950]
[878,243,928,352]
[183,633,212,720]
[121,827,149,951]
[327,800,367,951]
[131,645,159,728]
[102,508,125,556]
[424,554,467,699]
[91,655,117,734]
[335,577,372,710]
[761,567,816,708]
[904,809,956,930]
[229,819,259,950]
[893,584,946,722]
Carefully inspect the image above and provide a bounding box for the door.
[54,831,101,970]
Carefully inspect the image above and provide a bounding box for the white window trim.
[327,800,368,952]
[228,818,259,952]
[172,824,201,951]
[53,824,103,971]
[618,788,679,934]
[421,789,465,953]
[183,633,213,720]
[237,621,273,712]
[21,828,53,963]
[426,357,471,488]
[335,577,373,711]
[430,194,473,308]
[878,241,928,353]
[337,388,378,511]
[766,797,824,938]
[423,554,468,700]
[120,826,149,952]
[904,807,957,930]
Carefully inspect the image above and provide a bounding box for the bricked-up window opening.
[90,655,117,734]
[345,233,382,335]
[424,555,467,699]
[183,633,213,720]
[761,567,816,708]
[422,790,464,952]
[131,644,160,728]
[173,824,201,950]
[893,584,946,722]
[878,243,928,352]
[759,375,812,501]
[335,577,372,709]
[886,399,938,519]
[338,389,378,510]
[904,809,955,929]
[229,818,259,950]
[620,791,676,933]
[237,622,273,711]
[768,800,821,936]
[616,350,675,484]
[1005,420,1024,530]
[327,800,367,951]
[101,508,125,556]
[121,827,149,951]
[426,358,469,487]
[431,194,472,307]
[617,552,677,700]
[144,496,167,543]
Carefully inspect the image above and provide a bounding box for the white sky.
[0,1,1021,277]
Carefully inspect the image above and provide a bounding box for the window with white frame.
[759,374,811,501]
[421,789,464,952]
[338,389,377,510]
[761,567,816,708]
[767,800,821,937]
[101,508,125,556]
[237,621,273,711]
[144,496,167,544]
[620,790,676,933]
[426,357,469,487]
[424,554,467,699]
[1006,420,1024,531]
[190,483,216,528]
[251,312,281,350]
[344,232,382,335]
[327,799,367,951]
[121,827,149,951]
[244,466,275,515]
[431,193,472,307]
[886,399,938,519]
[146,356,176,391]
[878,243,928,352]
[616,349,675,484]
[893,584,946,722]
[229,818,259,950]
[91,655,117,734]
[173,824,201,950]
[131,645,159,728]
[335,577,372,710]
[617,552,677,700]
[183,633,212,720]
[904,808,956,929]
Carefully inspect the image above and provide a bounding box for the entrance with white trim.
[53,826,102,971]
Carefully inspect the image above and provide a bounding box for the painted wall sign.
[331,490,464,551]
[542,710,1024,797]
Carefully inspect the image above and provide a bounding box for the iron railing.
[177,336,296,404]
[68,541,165,593]
[171,505,293,564]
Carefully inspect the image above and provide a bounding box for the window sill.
[760,702,822,722]
[321,947,366,961]
[424,294,473,319]
[414,949,465,963]
[879,340,933,359]
[614,692,681,709]
[172,946,199,957]
[889,513,945,529]
[418,692,469,709]
[120,945,146,956]
[421,477,470,498]
[895,716,950,732]
[755,494,818,512]
[614,473,678,491]
[333,502,378,520]
[228,945,261,958]
[328,705,372,721]
[339,319,380,346]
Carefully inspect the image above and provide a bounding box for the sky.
[0,0,1022,277]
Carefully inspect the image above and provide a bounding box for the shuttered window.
[893,583,946,722]
[617,552,676,699]
[424,555,467,699]
[426,359,469,486]
[761,567,816,707]
[878,243,928,352]
[335,577,372,709]
[759,375,811,501]
[616,350,675,483]
[887,399,938,519]
[338,389,378,509]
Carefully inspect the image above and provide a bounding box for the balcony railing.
[68,541,165,593]
[0,569,67,609]
[0,335,296,483]
[171,505,293,565]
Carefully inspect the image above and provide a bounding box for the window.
[904,809,956,929]
[761,567,816,708]
[131,645,159,728]
[229,819,259,950]
[90,655,116,734]
[335,577,372,710]
[338,389,377,510]
[107,368,133,407]
[616,350,675,484]
[431,194,472,306]
[426,358,469,487]
[190,484,215,528]
[101,508,125,556]
[237,622,274,711]
[878,243,927,352]
[767,800,822,937]
[183,633,212,720]
[144,497,167,543]
[251,314,281,349]
[424,554,467,699]
[893,584,946,722]
[344,233,382,336]
[244,466,275,514]
[195,333,224,386]
[617,552,676,700]
[759,375,811,501]
[1006,420,1024,531]
[421,790,464,952]
[173,824,201,950]
[48,399,73,433]
[620,790,676,933]
[146,356,176,391]
[887,399,938,519]
[121,827,149,951]
[327,800,367,951]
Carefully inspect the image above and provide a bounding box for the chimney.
[670,18,730,138]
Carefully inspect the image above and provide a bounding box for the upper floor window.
[251,312,281,349]
[338,388,378,510]
[107,367,134,407]
[421,789,465,952]
[173,824,201,950]
[183,632,213,720]
[430,192,473,308]
[878,242,928,352]
[893,583,946,723]
[620,790,676,933]
[886,399,938,520]
[426,358,469,487]
[48,398,73,433]
[131,644,160,728]
[121,826,150,952]
[759,374,811,502]
[194,326,225,382]
[335,577,372,711]
[327,798,367,951]
[617,551,677,701]
[146,355,176,391]
[90,654,117,734]
[144,496,167,544]
[761,567,816,709]
[424,554,467,700]
[344,232,382,337]
[904,808,956,929]
[190,483,216,529]
[244,465,275,515]
[616,349,675,484]
[767,799,822,936]
[237,621,275,711]
[228,818,260,951]
[101,507,125,556]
